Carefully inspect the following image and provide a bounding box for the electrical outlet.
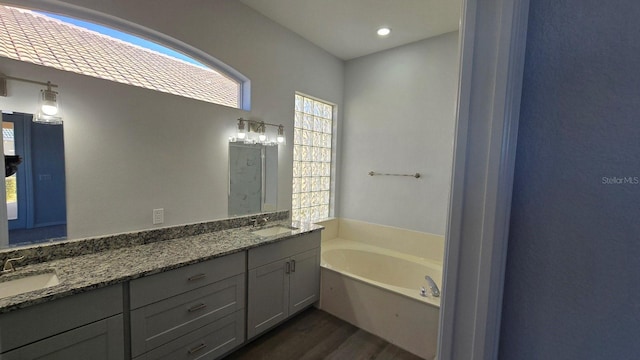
[153,208,164,225]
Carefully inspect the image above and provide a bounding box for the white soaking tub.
[317,218,444,360]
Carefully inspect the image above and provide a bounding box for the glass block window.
[292,94,334,222]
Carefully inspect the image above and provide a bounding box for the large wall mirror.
[228,142,277,216]
[2,111,67,247]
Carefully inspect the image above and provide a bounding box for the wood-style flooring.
[225,307,424,360]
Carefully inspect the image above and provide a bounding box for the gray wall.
[339,32,458,235]
[0,0,343,239]
[500,0,640,358]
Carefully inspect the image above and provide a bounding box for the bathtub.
[321,241,442,307]
[317,218,443,360]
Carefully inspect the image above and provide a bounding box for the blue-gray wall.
[499,0,640,359]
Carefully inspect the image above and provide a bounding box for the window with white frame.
[292,93,334,222]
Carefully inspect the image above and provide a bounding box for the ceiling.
[240,0,461,61]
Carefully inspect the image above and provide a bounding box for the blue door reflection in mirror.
[2,112,67,245]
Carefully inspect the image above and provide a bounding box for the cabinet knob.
[291,260,296,272]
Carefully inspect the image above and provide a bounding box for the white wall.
[339,32,459,235]
[0,0,343,239]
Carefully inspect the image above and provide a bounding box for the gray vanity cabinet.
[0,284,124,359]
[129,252,246,360]
[247,231,320,339]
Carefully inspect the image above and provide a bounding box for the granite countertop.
[0,221,323,314]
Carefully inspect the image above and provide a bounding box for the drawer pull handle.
[285,261,290,274]
[188,303,208,312]
[187,342,208,354]
[188,273,206,281]
[291,259,296,272]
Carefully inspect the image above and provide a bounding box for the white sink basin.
[252,226,297,237]
[0,271,60,299]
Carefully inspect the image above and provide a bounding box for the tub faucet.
[424,275,440,297]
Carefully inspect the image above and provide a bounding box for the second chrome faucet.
[2,256,25,273]
[250,216,269,227]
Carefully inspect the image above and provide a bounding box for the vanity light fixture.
[377,27,391,37]
[231,118,286,146]
[0,72,63,125]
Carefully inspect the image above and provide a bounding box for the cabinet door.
[2,314,124,360]
[289,247,320,315]
[247,258,290,339]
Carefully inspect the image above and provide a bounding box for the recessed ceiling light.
[377,27,391,37]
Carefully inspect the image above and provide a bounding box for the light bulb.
[237,119,246,139]
[40,84,59,115]
[257,121,267,142]
[41,101,58,116]
[277,125,285,143]
[34,82,63,124]
[377,27,391,36]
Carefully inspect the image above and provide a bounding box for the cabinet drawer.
[131,274,244,357]
[2,314,124,360]
[248,231,320,269]
[134,310,245,360]
[130,252,245,309]
[0,284,123,353]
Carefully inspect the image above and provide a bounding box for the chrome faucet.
[2,256,25,273]
[251,216,269,227]
[422,275,440,298]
